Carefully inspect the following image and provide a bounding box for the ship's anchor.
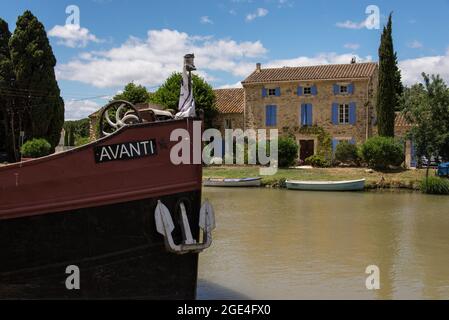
[154,200,216,254]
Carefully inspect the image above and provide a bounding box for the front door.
[299,140,315,162]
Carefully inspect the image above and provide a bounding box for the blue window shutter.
[311,85,318,96]
[275,87,281,96]
[262,88,267,98]
[273,105,277,126]
[297,86,303,96]
[349,102,356,125]
[348,83,354,94]
[332,139,339,154]
[265,105,271,126]
[332,103,339,124]
[221,139,225,157]
[300,104,306,125]
[307,104,313,125]
[333,84,340,95]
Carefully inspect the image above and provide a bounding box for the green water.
[197,188,449,299]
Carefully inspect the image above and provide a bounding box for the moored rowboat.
[203,177,261,187]
[286,179,366,191]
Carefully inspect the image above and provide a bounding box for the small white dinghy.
[203,177,262,187]
[286,179,365,191]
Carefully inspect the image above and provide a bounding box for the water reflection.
[198,188,449,299]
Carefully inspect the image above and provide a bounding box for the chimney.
[351,57,357,64]
[256,63,261,72]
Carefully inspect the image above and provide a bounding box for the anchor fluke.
[199,200,216,231]
[154,200,215,255]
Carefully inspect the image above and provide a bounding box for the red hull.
[0,119,202,220]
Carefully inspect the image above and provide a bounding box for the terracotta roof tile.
[242,62,378,84]
[214,88,244,114]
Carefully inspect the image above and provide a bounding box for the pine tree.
[376,13,402,137]
[0,18,17,161]
[9,11,64,150]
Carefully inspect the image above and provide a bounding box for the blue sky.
[1,0,448,119]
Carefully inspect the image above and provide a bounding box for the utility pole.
[9,78,18,162]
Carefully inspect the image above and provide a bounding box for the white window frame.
[268,88,276,96]
[339,104,349,124]
[339,85,348,94]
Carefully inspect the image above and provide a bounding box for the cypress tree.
[376,13,402,137]
[68,128,75,146]
[9,10,64,150]
[0,18,17,161]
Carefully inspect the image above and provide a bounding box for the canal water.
[197,188,449,299]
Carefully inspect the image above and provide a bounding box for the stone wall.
[89,114,99,141]
[243,75,378,154]
[212,112,245,136]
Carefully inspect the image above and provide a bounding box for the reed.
[420,176,449,195]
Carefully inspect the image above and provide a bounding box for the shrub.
[360,136,404,169]
[278,136,299,168]
[21,138,52,158]
[420,176,449,195]
[335,141,359,165]
[75,136,90,147]
[305,154,330,168]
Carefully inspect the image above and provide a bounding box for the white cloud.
[407,40,423,49]
[48,24,102,48]
[64,99,101,120]
[277,0,294,8]
[246,8,269,22]
[217,81,243,89]
[336,18,369,30]
[344,43,360,50]
[399,48,449,85]
[56,29,267,88]
[266,52,373,68]
[200,16,213,24]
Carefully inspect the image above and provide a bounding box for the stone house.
[240,62,379,162]
[212,88,245,135]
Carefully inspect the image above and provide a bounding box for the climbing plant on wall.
[282,125,333,161]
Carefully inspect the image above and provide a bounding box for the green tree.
[278,136,299,168]
[9,10,64,150]
[360,136,404,169]
[401,73,449,181]
[0,18,17,161]
[113,82,151,105]
[377,13,403,136]
[64,118,90,138]
[149,72,218,128]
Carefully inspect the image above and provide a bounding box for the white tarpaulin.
[176,65,196,118]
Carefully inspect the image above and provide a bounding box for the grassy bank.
[204,166,429,190]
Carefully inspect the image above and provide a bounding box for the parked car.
[437,162,449,177]
[420,156,443,168]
